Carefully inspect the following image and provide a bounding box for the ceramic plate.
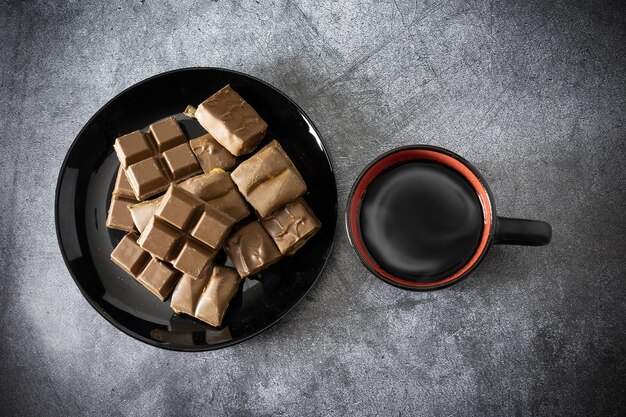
[55,68,337,351]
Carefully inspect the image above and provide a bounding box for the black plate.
[55,68,337,351]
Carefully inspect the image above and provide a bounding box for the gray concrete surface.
[1,0,625,415]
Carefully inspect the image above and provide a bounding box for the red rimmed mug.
[346,145,552,290]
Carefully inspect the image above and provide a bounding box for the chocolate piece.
[170,273,211,316]
[106,167,139,232]
[261,198,321,254]
[155,185,236,248]
[138,217,184,260]
[172,239,215,279]
[107,198,136,232]
[110,233,180,300]
[129,197,163,233]
[195,266,242,327]
[180,170,249,221]
[111,233,149,277]
[224,221,282,277]
[193,85,268,156]
[113,117,202,200]
[137,185,236,278]
[128,170,249,232]
[231,140,307,218]
[114,131,152,169]
[136,258,180,301]
[190,134,238,173]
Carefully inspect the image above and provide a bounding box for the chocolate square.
[137,217,184,261]
[106,198,136,232]
[113,131,152,169]
[230,140,307,218]
[194,85,268,156]
[171,240,215,278]
[136,258,180,301]
[149,116,186,152]
[110,233,150,277]
[162,143,202,179]
[190,205,236,249]
[261,198,321,254]
[224,221,282,277]
[155,185,203,230]
[125,157,169,198]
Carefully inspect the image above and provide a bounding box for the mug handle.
[494,217,552,246]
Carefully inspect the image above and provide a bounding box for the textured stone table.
[1,0,624,415]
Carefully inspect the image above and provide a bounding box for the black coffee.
[359,161,483,282]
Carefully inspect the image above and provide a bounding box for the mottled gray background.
[1,0,625,415]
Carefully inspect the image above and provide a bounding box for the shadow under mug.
[345,145,552,290]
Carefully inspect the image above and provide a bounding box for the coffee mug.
[346,145,552,290]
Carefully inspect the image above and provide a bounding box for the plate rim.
[55,66,337,351]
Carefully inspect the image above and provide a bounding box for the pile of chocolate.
[107,85,321,327]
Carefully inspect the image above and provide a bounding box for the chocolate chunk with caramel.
[261,198,321,254]
[179,170,250,221]
[230,140,307,218]
[194,266,242,327]
[190,133,239,173]
[224,221,282,277]
[192,85,267,156]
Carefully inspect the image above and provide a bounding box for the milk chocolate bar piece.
[139,216,213,279]
[136,258,180,301]
[137,185,236,278]
[261,198,321,254]
[129,169,249,232]
[193,85,267,156]
[106,167,139,232]
[170,273,211,316]
[111,233,149,277]
[190,134,238,173]
[110,233,180,300]
[224,221,282,277]
[114,117,202,200]
[230,140,307,218]
[195,266,242,327]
